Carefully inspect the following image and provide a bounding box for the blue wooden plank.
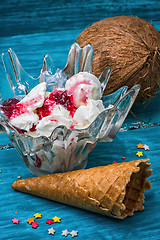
[0,0,160,37]
[0,126,159,240]
[0,0,160,239]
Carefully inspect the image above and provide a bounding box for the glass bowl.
[0,43,140,176]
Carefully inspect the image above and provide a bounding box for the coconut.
[77,16,160,102]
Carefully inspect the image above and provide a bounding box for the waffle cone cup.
[12,159,152,219]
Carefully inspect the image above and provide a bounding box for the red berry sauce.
[37,90,76,119]
[37,98,55,119]
[34,154,42,168]
[30,124,37,132]
[1,90,77,133]
[1,98,20,119]
[1,98,28,133]
[67,78,91,105]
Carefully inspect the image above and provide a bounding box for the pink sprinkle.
[122,157,126,160]
[32,222,39,229]
[46,219,54,225]
[12,218,19,224]
[112,161,117,164]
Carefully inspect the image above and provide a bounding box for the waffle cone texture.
[12,159,152,219]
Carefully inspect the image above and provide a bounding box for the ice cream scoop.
[73,99,105,129]
[65,72,102,108]
[3,82,47,131]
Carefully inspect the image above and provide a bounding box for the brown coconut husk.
[77,16,160,102]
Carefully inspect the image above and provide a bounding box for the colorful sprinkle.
[137,143,144,149]
[70,230,78,238]
[46,219,54,225]
[112,161,117,164]
[31,222,39,229]
[62,229,70,237]
[122,157,126,160]
[12,218,19,224]
[11,211,79,237]
[136,151,143,157]
[52,216,61,223]
[48,227,56,235]
[26,218,35,225]
[33,213,42,219]
[143,144,150,151]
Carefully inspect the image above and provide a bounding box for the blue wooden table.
[0,1,160,239]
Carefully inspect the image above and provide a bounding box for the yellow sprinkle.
[136,151,143,157]
[52,216,61,223]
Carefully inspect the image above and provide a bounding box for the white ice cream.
[36,105,73,137]
[73,99,105,129]
[11,112,39,132]
[65,72,102,108]
[20,82,47,110]
[10,82,47,131]
[7,72,105,137]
